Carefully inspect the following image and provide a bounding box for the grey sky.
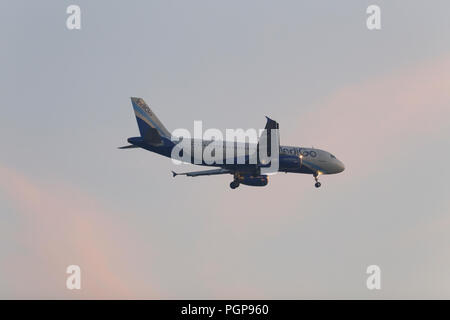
[1,0,450,298]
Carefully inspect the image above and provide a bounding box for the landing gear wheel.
[230,181,240,189]
[313,172,322,188]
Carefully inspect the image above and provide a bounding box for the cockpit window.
[330,154,336,159]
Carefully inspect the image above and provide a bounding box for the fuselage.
[127,136,345,175]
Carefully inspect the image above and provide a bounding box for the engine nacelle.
[239,174,269,187]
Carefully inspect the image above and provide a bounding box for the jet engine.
[239,174,269,187]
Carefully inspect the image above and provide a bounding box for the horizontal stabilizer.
[118,145,139,149]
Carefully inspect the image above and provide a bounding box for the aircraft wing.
[172,168,231,177]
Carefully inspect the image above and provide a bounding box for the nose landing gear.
[313,172,322,188]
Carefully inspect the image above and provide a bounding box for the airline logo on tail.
[131,97,171,138]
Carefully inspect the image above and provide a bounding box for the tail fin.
[130,97,171,141]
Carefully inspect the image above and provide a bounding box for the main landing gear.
[230,173,241,189]
[230,180,240,189]
[313,172,321,188]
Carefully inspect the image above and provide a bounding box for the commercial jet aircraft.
[120,97,345,189]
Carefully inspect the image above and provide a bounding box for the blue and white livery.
[120,97,345,189]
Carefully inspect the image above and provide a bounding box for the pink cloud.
[196,56,450,298]
[291,54,450,175]
[205,54,450,236]
[0,165,156,299]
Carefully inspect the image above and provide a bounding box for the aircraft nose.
[337,160,345,173]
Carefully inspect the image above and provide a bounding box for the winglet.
[264,116,279,130]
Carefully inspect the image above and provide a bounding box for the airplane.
[120,97,345,189]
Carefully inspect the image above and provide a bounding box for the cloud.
[0,165,156,299]
[2,54,450,299]
[292,54,450,175]
[202,54,450,243]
